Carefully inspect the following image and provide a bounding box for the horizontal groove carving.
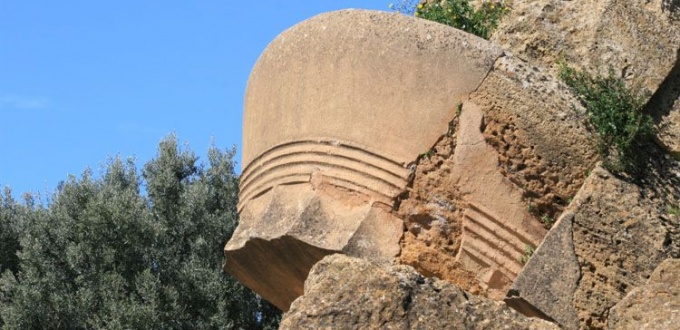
[462,229,522,277]
[464,219,523,258]
[238,174,311,211]
[466,203,536,248]
[242,140,407,183]
[459,203,536,279]
[239,140,410,211]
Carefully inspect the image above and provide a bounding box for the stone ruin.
[224,9,595,311]
[225,6,680,328]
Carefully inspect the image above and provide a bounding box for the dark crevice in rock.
[645,47,680,121]
[663,0,680,19]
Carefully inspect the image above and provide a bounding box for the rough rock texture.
[608,258,680,330]
[504,153,680,329]
[227,3,680,322]
[449,101,547,299]
[225,9,504,311]
[491,0,680,156]
[570,160,680,329]
[397,53,598,299]
[647,53,680,159]
[280,254,559,330]
[505,212,580,330]
[473,55,598,217]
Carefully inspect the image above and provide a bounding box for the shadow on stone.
[646,47,680,123]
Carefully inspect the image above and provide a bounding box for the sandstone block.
[280,254,560,330]
[569,165,678,329]
[451,101,547,299]
[397,53,598,299]
[608,258,680,330]
[225,9,504,311]
[491,0,680,156]
[503,160,680,329]
[505,212,580,330]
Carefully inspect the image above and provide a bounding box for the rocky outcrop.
[280,254,560,330]
[226,8,604,310]
[225,9,505,311]
[504,154,680,329]
[398,53,597,299]
[608,258,680,329]
[648,52,680,159]
[226,3,680,325]
[505,212,581,330]
[491,0,680,156]
[482,2,680,326]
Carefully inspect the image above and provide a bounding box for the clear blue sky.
[0,1,399,196]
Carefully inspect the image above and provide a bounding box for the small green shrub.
[668,204,680,216]
[419,148,435,159]
[392,0,511,39]
[540,214,555,226]
[519,244,535,265]
[558,64,654,174]
[527,201,536,214]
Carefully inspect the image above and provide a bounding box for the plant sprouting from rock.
[519,244,535,265]
[393,0,511,39]
[559,64,654,174]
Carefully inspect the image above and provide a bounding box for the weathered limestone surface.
[227,4,680,320]
[225,9,504,311]
[451,101,546,299]
[231,9,600,309]
[491,0,680,156]
[503,158,680,329]
[608,258,680,330]
[570,163,680,329]
[397,53,598,299]
[505,212,580,330]
[280,254,560,330]
[492,0,679,91]
[472,55,599,213]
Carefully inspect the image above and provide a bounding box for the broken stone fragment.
[279,254,560,330]
[450,101,547,300]
[224,9,503,311]
[608,258,680,330]
[491,0,680,157]
[506,162,680,329]
[504,212,580,330]
[397,52,598,299]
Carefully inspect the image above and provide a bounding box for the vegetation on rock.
[559,64,654,174]
[518,244,535,265]
[392,0,510,39]
[0,135,280,329]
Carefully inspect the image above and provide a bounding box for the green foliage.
[518,244,535,265]
[527,201,535,215]
[0,188,21,277]
[0,135,280,329]
[668,204,680,216]
[393,0,510,39]
[559,65,654,174]
[540,214,555,226]
[419,149,435,159]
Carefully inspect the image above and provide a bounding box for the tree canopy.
[0,135,280,329]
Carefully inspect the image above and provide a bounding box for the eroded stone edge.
[505,211,580,330]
